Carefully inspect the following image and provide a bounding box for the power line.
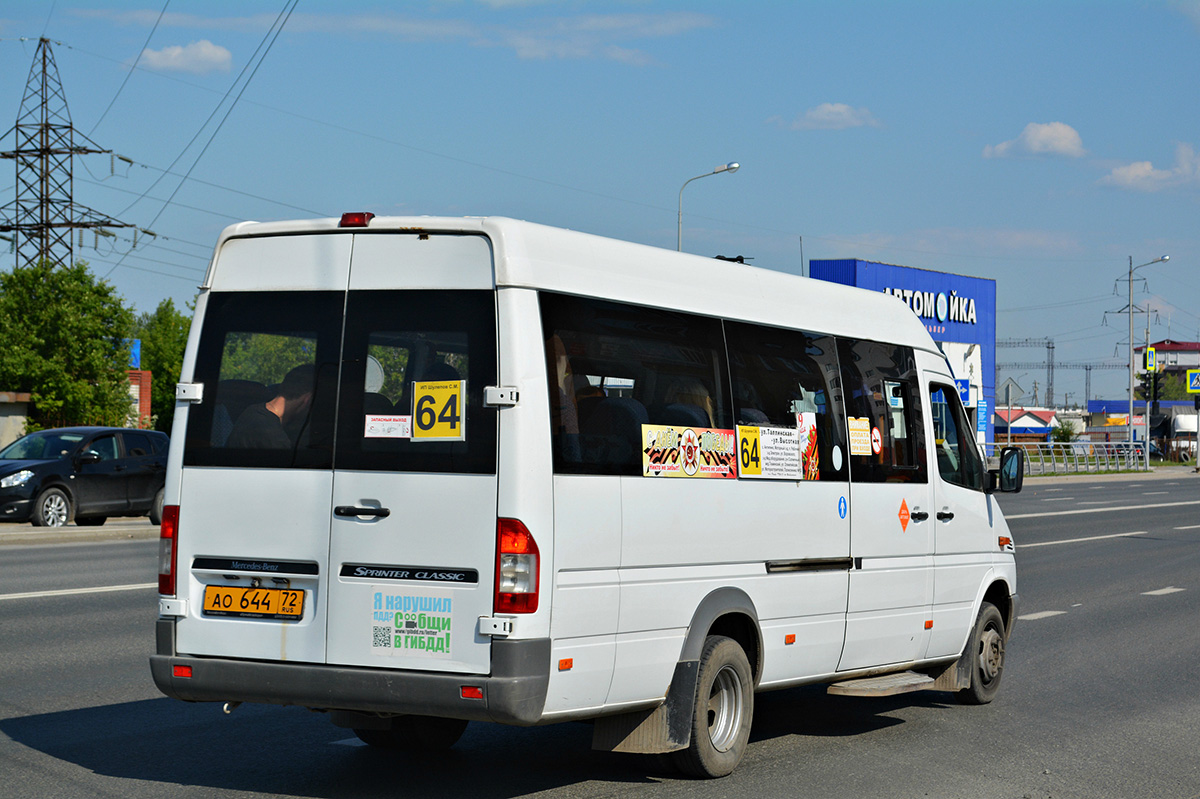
[89,0,170,136]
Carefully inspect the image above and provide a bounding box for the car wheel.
[75,516,107,527]
[672,635,754,779]
[33,488,71,528]
[149,489,164,526]
[956,601,1006,705]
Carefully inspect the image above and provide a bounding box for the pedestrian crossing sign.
[1188,369,1200,393]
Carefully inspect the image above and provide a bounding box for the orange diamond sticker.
[898,499,910,532]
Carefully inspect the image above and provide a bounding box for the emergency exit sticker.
[411,380,466,441]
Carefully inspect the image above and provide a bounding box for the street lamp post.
[678,162,739,252]
[1127,255,1169,448]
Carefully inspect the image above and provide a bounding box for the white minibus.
[152,214,1023,778]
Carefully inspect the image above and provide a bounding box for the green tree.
[0,261,135,430]
[132,297,192,433]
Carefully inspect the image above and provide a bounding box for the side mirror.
[76,450,102,465]
[988,446,1024,494]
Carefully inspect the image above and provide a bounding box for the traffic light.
[1152,370,1162,415]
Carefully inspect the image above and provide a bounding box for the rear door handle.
[334,506,391,519]
[910,511,929,522]
[937,511,955,521]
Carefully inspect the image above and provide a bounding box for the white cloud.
[779,103,880,131]
[141,40,232,74]
[1101,143,1200,191]
[984,122,1085,159]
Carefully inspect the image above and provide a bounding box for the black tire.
[75,516,107,527]
[672,635,754,779]
[353,716,468,751]
[32,488,71,528]
[956,601,1006,705]
[149,489,164,526]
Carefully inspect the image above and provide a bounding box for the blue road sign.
[1188,369,1200,393]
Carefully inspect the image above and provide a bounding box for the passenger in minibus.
[226,364,315,449]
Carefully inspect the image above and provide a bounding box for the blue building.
[810,259,998,444]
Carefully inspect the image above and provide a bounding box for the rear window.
[183,289,497,474]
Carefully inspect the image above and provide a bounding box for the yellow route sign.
[411,380,466,441]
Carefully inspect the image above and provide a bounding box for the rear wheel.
[956,601,1006,705]
[353,716,469,751]
[32,488,71,528]
[149,489,164,526]
[672,635,754,779]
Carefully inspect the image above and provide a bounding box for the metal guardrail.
[984,441,1149,475]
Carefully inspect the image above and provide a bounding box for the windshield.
[0,432,84,460]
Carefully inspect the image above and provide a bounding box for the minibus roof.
[210,215,940,354]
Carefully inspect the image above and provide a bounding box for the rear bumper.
[150,619,550,725]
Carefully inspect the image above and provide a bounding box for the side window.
[725,321,847,481]
[123,432,152,458]
[334,290,497,475]
[184,291,343,469]
[838,339,927,483]
[930,384,984,491]
[541,293,729,476]
[89,435,119,461]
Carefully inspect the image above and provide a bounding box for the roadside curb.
[0,523,159,546]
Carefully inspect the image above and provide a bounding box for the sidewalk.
[1023,464,1199,485]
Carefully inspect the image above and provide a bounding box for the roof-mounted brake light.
[339,212,375,228]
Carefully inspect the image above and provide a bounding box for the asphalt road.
[1,474,1198,798]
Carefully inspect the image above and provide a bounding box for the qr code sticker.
[372,626,392,648]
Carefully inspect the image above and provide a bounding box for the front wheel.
[956,601,1006,705]
[32,488,71,528]
[672,635,754,779]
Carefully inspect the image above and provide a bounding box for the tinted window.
[184,291,343,469]
[930,384,984,491]
[0,431,84,460]
[838,339,927,483]
[123,432,153,458]
[541,293,730,476]
[334,290,497,474]
[725,322,846,481]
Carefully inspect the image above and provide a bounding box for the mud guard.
[592,587,759,753]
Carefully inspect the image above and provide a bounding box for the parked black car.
[0,427,169,527]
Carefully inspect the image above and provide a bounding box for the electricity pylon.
[0,37,131,269]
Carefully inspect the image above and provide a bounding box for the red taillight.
[338,211,375,228]
[495,518,539,614]
[460,686,483,700]
[158,505,180,596]
[173,665,192,678]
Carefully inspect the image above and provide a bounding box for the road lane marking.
[1175,525,1200,530]
[1143,491,1170,495]
[1142,587,1185,596]
[1019,532,1146,548]
[0,583,156,601]
[1006,499,1200,519]
[1041,497,1077,502]
[1077,500,1119,505]
[1019,611,1067,620]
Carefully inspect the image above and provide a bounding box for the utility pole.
[0,38,131,269]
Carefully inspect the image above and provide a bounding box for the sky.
[1,0,1199,406]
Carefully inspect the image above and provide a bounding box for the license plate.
[202,585,305,620]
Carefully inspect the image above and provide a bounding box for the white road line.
[1143,491,1170,495]
[1175,524,1200,530]
[1019,611,1067,620]
[1142,587,1186,596]
[0,583,156,601]
[1040,497,1077,502]
[1006,499,1200,519]
[1077,500,1119,505]
[1019,532,1145,548]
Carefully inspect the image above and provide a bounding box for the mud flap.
[591,660,698,753]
